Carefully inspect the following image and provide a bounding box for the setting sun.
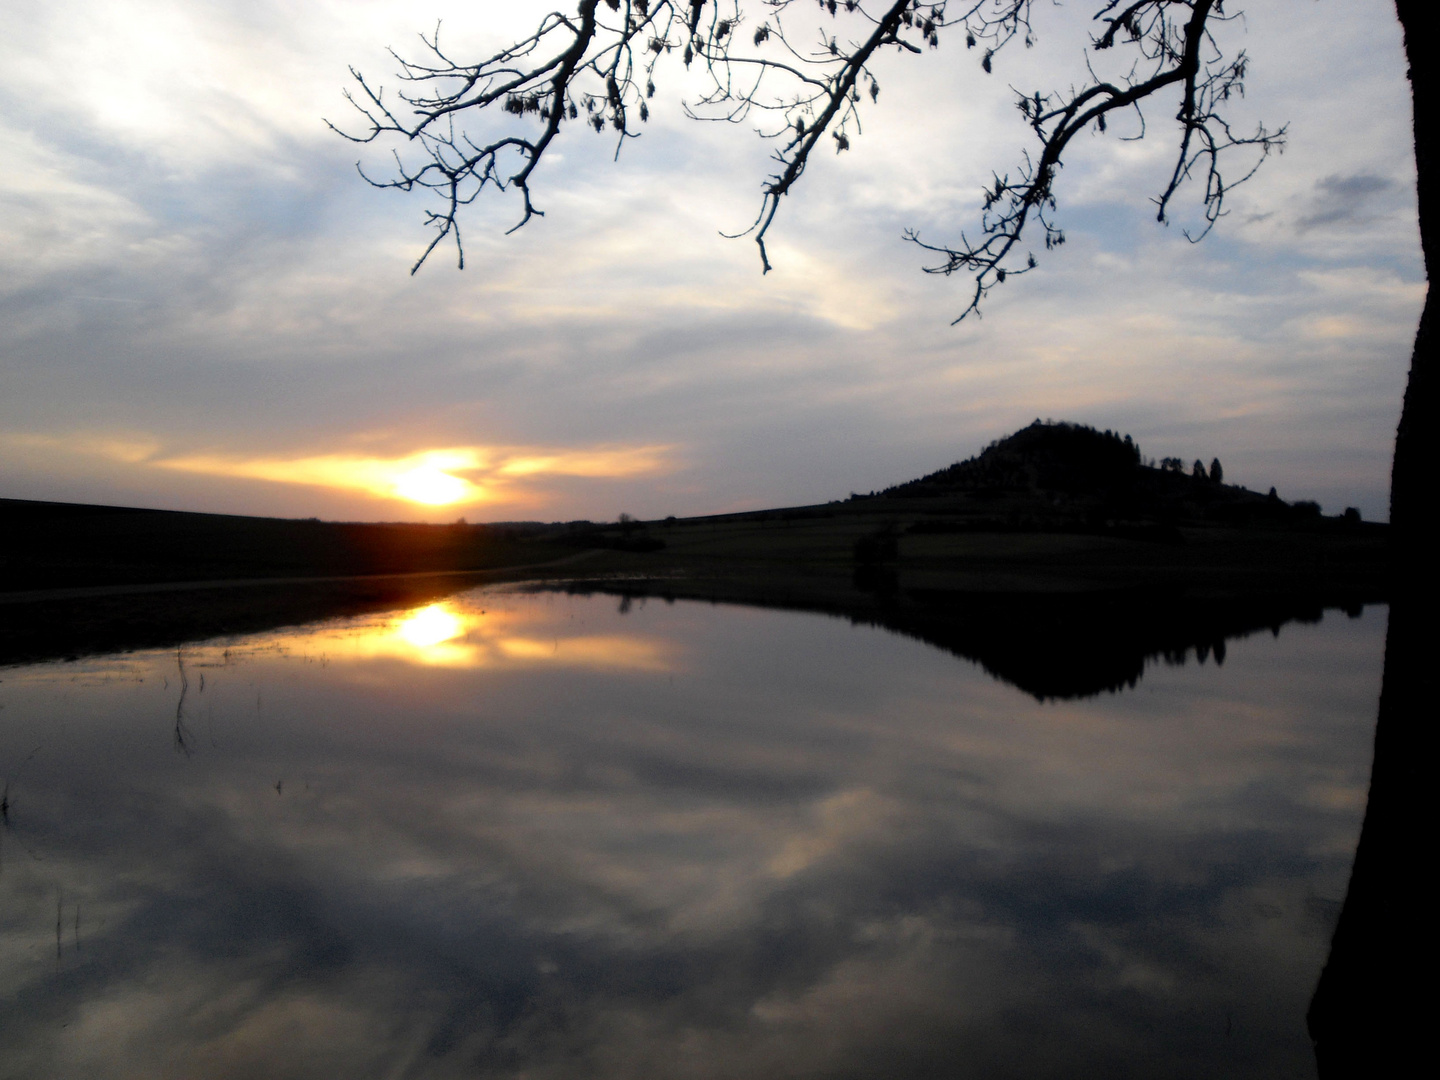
[391,466,471,506]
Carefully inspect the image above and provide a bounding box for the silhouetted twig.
[337,2,1281,319]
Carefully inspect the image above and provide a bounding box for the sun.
[391,466,471,506]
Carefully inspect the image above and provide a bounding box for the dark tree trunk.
[1307,3,1437,1073]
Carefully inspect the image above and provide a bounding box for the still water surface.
[0,589,1383,1078]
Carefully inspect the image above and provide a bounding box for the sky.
[0,0,1422,523]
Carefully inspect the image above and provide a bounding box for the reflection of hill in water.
[568,580,1363,700]
[873,590,1343,699]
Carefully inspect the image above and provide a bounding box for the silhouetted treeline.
[540,517,668,552]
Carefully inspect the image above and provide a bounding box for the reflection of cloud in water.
[0,592,1383,1078]
[495,633,669,671]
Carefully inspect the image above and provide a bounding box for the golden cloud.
[2,431,162,464]
[1,429,674,508]
[154,448,496,506]
[146,443,671,507]
[152,445,672,506]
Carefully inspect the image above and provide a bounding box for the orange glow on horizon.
[146,443,673,508]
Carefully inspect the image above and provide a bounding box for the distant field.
[0,498,571,592]
[583,496,1389,600]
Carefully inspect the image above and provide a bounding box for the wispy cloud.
[3,431,162,463]
[159,445,675,507]
[1297,174,1401,231]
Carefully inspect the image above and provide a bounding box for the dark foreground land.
[0,498,583,665]
[2,422,1389,690]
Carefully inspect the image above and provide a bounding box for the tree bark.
[1307,3,1437,1073]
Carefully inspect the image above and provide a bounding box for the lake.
[0,587,1383,1078]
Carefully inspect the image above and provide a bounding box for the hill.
[875,419,1344,530]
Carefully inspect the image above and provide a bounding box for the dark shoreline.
[2,494,1389,687]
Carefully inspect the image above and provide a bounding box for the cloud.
[2,431,162,464]
[1,432,674,511]
[1297,173,1401,230]
[154,444,674,507]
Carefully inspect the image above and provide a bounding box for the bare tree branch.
[335,1,1282,317]
[906,0,1284,320]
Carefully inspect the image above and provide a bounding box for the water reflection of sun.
[272,599,673,672]
[398,604,466,648]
